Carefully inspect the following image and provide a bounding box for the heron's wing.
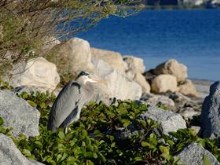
[48,81,81,130]
[59,106,79,128]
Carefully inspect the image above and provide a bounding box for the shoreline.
[191,79,214,98]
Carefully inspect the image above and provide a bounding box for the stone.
[93,59,142,100]
[151,74,178,93]
[91,48,127,74]
[168,92,192,103]
[176,143,220,165]
[180,107,200,119]
[103,70,142,100]
[10,57,60,92]
[141,93,175,109]
[140,106,186,135]
[47,38,95,76]
[0,90,40,137]
[200,81,220,138]
[133,73,151,93]
[154,59,187,82]
[123,56,145,74]
[0,134,44,165]
[190,126,201,135]
[122,56,150,93]
[178,79,198,97]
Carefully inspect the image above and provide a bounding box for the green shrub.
[0,89,219,164]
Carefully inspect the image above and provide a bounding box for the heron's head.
[76,71,99,84]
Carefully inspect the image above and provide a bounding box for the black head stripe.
[76,71,89,79]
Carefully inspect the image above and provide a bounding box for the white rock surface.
[0,134,44,165]
[133,73,151,93]
[91,48,127,74]
[123,56,145,74]
[0,90,40,137]
[154,59,187,82]
[140,106,186,135]
[93,59,142,100]
[151,74,178,93]
[178,79,198,97]
[104,70,142,100]
[10,57,60,92]
[122,56,150,93]
[48,37,95,74]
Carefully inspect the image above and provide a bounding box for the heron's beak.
[88,79,98,83]
[89,74,102,83]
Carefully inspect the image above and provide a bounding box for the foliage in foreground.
[0,89,220,164]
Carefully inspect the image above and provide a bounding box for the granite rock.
[200,81,220,138]
[0,90,40,137]
[176,143,220,165]
[140,106,186,135]
[0,134,44,165]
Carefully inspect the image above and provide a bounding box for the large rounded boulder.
[46,38,95,76]
[151,74,178,93]
[10,57,60,92]
[154,59,187,83]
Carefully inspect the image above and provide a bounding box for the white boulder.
[10,57,60,92]
[151,74,178,93]
[123,56,150,93]
[154,59,187,82]
[178,79,198,97]
[123,56,145,74]
[133,73,151,93]
[47,37,95,75]
[93,59,142,100]
[91,48,127,74]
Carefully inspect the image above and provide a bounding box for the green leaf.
[141,141,150,147]
[40,102,46,109]
[27,100,37,107]
[34,141,43,149]
[134,156,142,161]
[159,146,171,160]
[86,160,94,165]
[56,154,63,162]
[121,119,131,127]
[149,133,158,146]
[58,131,65,139]
[22,149,32,157]
[0,117,3,125]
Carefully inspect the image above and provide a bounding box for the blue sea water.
[77,9,220,81]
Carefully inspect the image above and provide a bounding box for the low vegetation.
[0,82,220,165]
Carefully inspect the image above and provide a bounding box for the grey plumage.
[48,71,98,132]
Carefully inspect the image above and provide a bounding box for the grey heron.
[48,71,99,132]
